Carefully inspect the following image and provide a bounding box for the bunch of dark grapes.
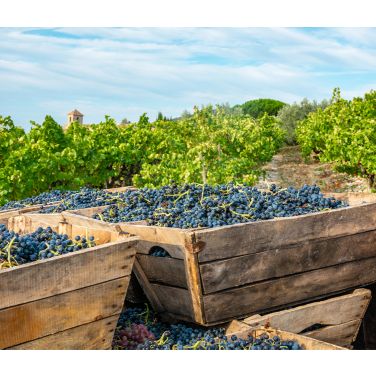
[113,306,304,350]
[149,247,171,258]
[114,324,155,349]
[0,224,95,269]
[139,332,303,350]
[95,183,347,229]
[0,187,126,214]
[39,187,123,213]
[0,190,75,212]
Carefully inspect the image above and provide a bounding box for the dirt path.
[257,146,370,193]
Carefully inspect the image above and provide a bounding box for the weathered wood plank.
[225,320,251,334]
[184,233,206,324]
[203,257,376,324]
[63,210,119,232]
[118,224,188,259]
[133,259,165,313]
[0,277,129,349]
[137,254,187,288]
[0,206,44,225]
[9,213,64,233]
[303,319,362,348]
[200,231,376,293]
[0,240,136,310]
[65,209,188,259]
[9,315,119,350]
[242,288,371,333]
[195,203,376,262]
[151,284,195,322]
[104,186,137,193]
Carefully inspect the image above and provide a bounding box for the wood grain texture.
[9,315,119,350]
[303,319,362,348]
[242,288,371,332]
[63,210,119,232]
[133,259,165,313]
[0,277,129,349]
[203,257,376,324]
[137,254,187,288]
[150,284,195,322]
[65,208,188,259]
[9,213,63,233]
[0,206,44,225]
[0,240,136,310]
[183,234,206,324]
[195,202,376,262]
[200,231,376,293]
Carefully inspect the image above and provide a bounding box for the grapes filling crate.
[0,214,138,350]
[61,191,376,326]
[224,326,347,350]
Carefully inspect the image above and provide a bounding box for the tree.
[120,118,131,125]
[240,98,286,118]
[277,98,329,145]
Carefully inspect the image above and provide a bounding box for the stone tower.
[67,109,84,125]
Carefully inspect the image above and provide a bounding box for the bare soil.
[257,146,370,193]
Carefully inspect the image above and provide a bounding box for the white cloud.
[0,27,375,127]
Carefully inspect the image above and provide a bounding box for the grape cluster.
[149,247,171,258]
[95,183,347,229]
[139,332,303,350]
[0,224,95,269]
[0,187,126,214]
[113,306,304,350]
[0,190,75,212]
[39,188,123,213]
[115,324,155,349]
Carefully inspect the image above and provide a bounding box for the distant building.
[67,109,84,125]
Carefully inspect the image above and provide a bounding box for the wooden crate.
[62,193,376,326]
[227,326,347,350]
[226,289,371,348]
[0,205,51,225]
[0,214,138,350]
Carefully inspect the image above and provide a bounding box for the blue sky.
[0,27,375,128]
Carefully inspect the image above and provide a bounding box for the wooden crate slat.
[203,257,376,324]
[133,259,165,312]
[150,283,195,322]
[63,210,119,232]
[0,277,129,349]
[195,203,376,262]
[183,240,206,324]
[137,254,187,288]
[9,315,119,350]
[118,224,188,259]
[303,319,362,348]
[0,241,136,310]
[242,288,371,332]
[200,231,376,293]
[0,206,44,225]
